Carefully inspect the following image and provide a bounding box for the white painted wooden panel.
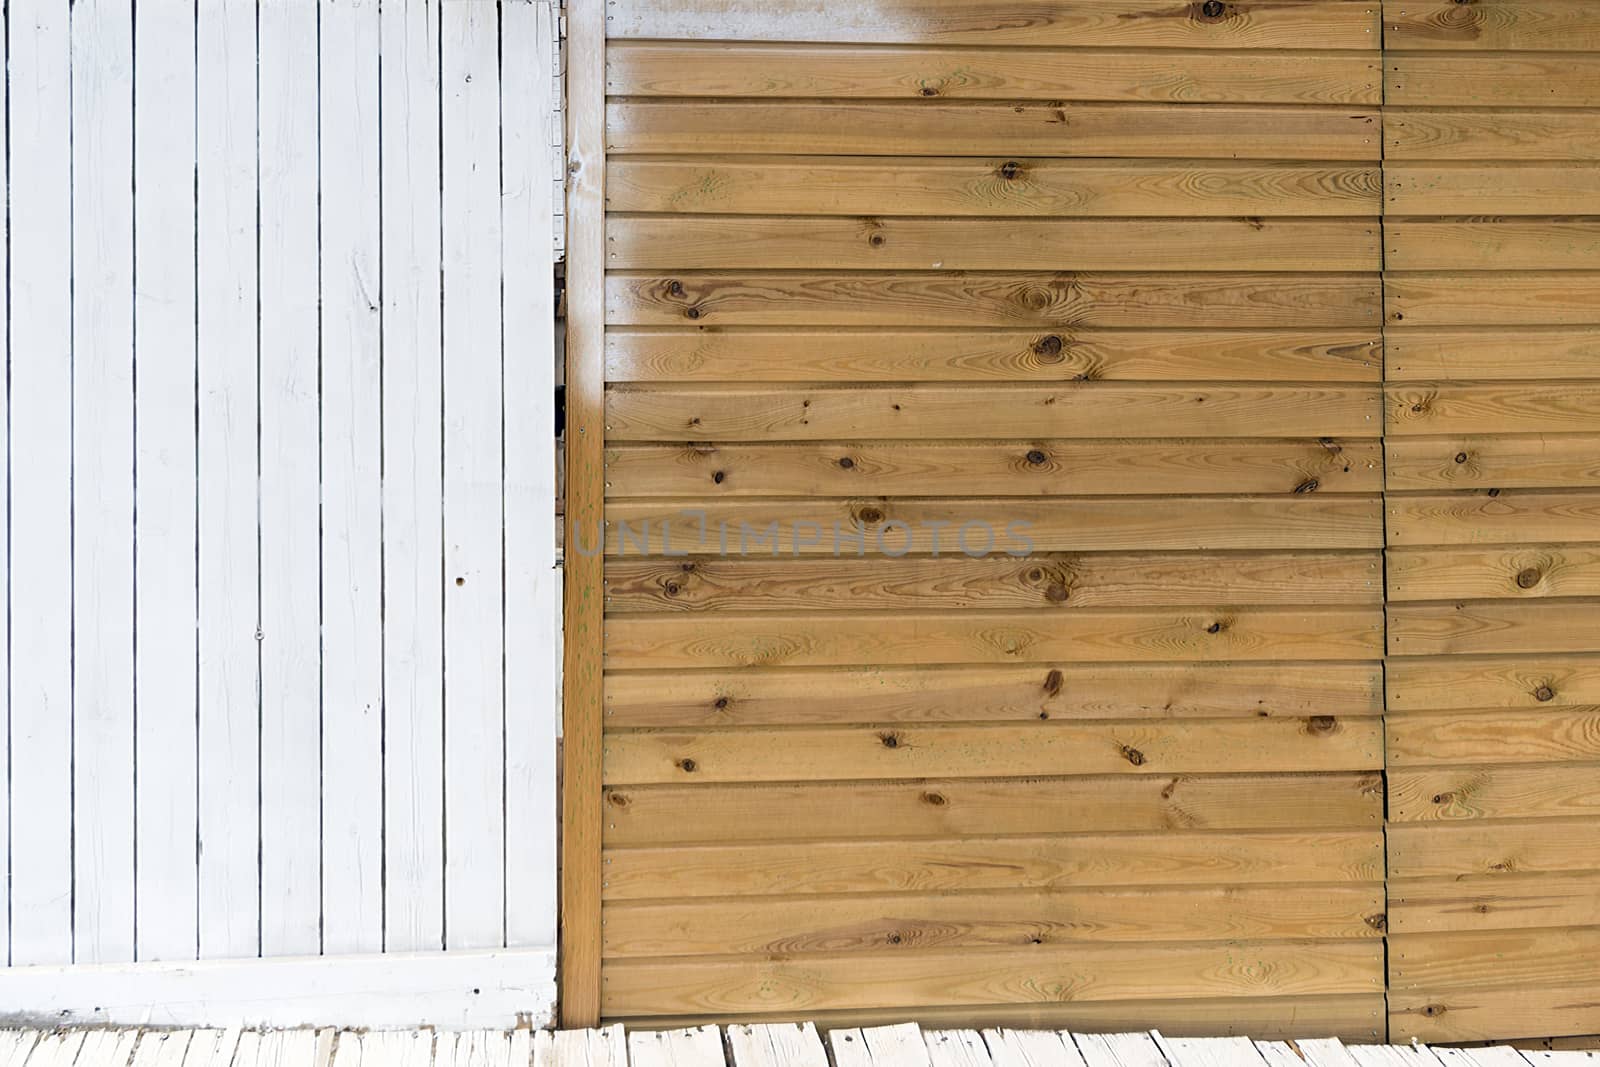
[10,0,78,967]
[132,0,202,965]
[197,0,262,962]
[442,0,507,951]
[70,0,137,965]
[258,0,324,960]
[0,0,11,967]
[380,0,446,956]
[1,0,560,975]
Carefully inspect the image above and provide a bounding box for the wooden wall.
[0,0,560,972]
[591,0,1388,1032]
[1383,0,1600,1044]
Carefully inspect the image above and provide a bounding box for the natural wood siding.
[1382,0,1600,1044]
[593,0,1385,1031]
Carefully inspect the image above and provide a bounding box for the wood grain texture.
[1387,382,1600,434]
[605,661,1385,728]
[1385,0,1600,52]
[607,217,1381,272]
[604,608,1384,670]
[1386,109,1600,160]
[1390,924,1600,992]
[599,939,1383,1017]
[609,158,1382,217]
[1386,163,1600,215]
[606,384,1382,440]
[1387,272,1600,326]
[606,328,1383,383]
[603,552,1383,613]
[610,0,1383,48]
[1389,870,1600,931]
[608,102,1381,160]
[604,497,1384,554]
[1390,765,1600,824]
[1386,219,1600,270]
[1386,54,1600,106]
[1387,816,1600,878]
[1387,490,1600,547]
[1387,651,1600,712]
[609,43,1381,104]
[603,884,1386,958]
[1392,982,1600,1044]
[1388,707,1600,766]
[1388,599,1600,656]
[1385,326,1600,380]
[601,771,1383,846]
[1387,435,1600,491]
[603,830,1384,900]
[608,272,1382,328]
[1388,543,1600,600]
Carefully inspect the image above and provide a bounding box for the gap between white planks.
[0,1024,1588,1067]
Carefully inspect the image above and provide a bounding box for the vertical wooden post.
[560,0,606,1028]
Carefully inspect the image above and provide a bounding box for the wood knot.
[1364,912,1387,931]
[1432,791,1454,805]
[858,506,884,524]
[918,86,939,97]
[713,695,731,710]
[1306,715,1338,735]
[879,731,903,749]
[998,161,1023,181]
[1421,1004,1447,1018]
[1033,334,1064,358]
[684,305,702,320]
[1535,685,1555,702]
[921,791,947,806]
[666,279,685,298]
[1025,449,1048,465]
[1120,745,1146,766]
[1205,621,1224,634]
[1026,568,1044,582]
[663,581,680,597]
[1042,668,1064,697]
[1455,451,1469,464]
[1516,567,1542,589]
[1045,583,1069,603]
[680,561,696,572]
[1197,0,1227,20]
[1293,478,1320,495]
[868,232,887,247]
[676,757,697,773]
[607,793,630,808]
[886,932,904,945]
[711,470,725,484]
[838,456,855,469]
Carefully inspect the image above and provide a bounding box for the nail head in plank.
[923,1032,991,1067]
[828,1031,873,1067]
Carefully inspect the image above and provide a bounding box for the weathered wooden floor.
[3,1024,1593,1067]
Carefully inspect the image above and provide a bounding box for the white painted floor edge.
[0,948,555,1031]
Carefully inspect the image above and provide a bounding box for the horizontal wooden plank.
[606,328,1384,383]
[1388,707,1600,767]
[602,716,1384,784]
[618,994,1386,1044]
[1385,0,1600,52]
[604,608,1384,670]
[603,884,1387,959]
[1392,982,1600,1045]
[609,158,1383,217]
[606,385,1383,440]
[1387,54,1600,107]
[1386,163,1600,217]
[1387,435,1600,492]
[604,829,1384,899]
[1388,490,1600,547]
[1388,383,1600,435]
[607,216,1381,272]
[1390,870,1600,933]
[1386,109,1600,161]
[1391,764,1600,823]
[1387,220,1600,271]
[605,661,1386,727]
[605,439,1384,498]
[1387,651,1600,712]
[1386,326,1600,381]
[1388,816,1600,878]
[603,552,1383,613]
[601,939,1383,1017]
[608,273,1383,328]
[607,102,1382,160]
[602,771,1384,846]
[1389,599,1600,656]
[1387,272,1600,327]
[1388,543,1600,600]
[610,0,1382,48]
[1391,925,1600,994]
[609,43,1380,104]
[601,497,1385,556]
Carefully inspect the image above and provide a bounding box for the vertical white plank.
[501,0,559,952]
[441,0,506,949]
[0,0,9,969]
[258,0,324,960]
[379,0,446,955]
[71,0,138,966]
[319,0,385,955]
[8,0,76,968]
[133,0,201,964]
[196,0,261,961]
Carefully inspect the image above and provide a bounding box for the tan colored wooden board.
[1387,490,1600,547]
[1385,327,1600,381]
[1387,816,1600,878]
[1387,436,1600,492]
[1387,273,1600,327]
[600,771,1383,847]
[1387,383,1600,435]
[1384,0,1600,52]
[1386,220,1600,271]
[1386,109,1600,161]
[1390,870,1600,933]
[1392,981,1600,1044]
[1386,163,1600,216]
[1391,765,1600,824]
[1391,924,1600,993]
[1388,599,1600,656]
[1388,707,1600,767]
[605,660,1385,728]
[608,158,1382,218]
[1386,652,1600,712]
[1386,54,1600,106]
[1387,543,1600,600]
